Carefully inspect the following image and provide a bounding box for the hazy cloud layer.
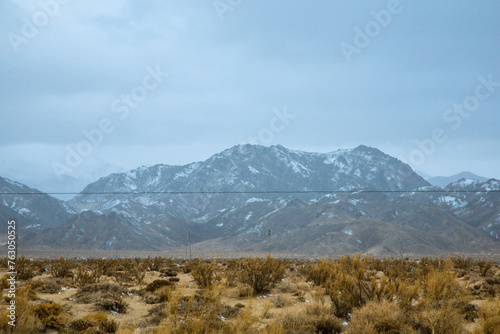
[0,0,499,195]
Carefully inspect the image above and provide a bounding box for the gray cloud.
[0,0,499,194]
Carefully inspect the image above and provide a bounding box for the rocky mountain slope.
[69,144,429,218]
[406,178,500,239]
[2,144,499,256]
[0,176,76,231]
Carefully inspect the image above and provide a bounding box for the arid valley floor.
[1,254,500,333]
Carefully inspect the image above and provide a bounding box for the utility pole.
[462,225,465,259]
[186,230,192,260]
[268,229,271,256]
[400,221,403,260]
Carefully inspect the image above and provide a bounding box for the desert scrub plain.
[0,254,499,333]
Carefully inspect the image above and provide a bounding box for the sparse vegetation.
[0,254,498,333]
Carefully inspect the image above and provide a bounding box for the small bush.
[190,259,220,288]
[271,295,290,308]
[419,267,469,311]
[70,318,96,331]
[74,266,100,287]
[32,302,62,320]
[83,312,108,323]
[325,253,396,318]
[474,299,500,334]
[416,307,465,334]
[160,267,178,277]
[33,279,62,294]
[0,274,9,290]
[453,256,474,271]
[238,255,285,294]
[279,311,342,334]
[51,257,74,278]
[146,279,174,292]
[478,260,495,277]
[347,299,413,334]
[155,286,172,303]
[99,319,118,333]
[16,255,36,280]
[74,282,125,305]
[32,302,64,330]
[95,298,128,313]
[148,304,167,325]
[300,259,336,286]
[79,312,118,333]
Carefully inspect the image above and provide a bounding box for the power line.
[0,189,498,196]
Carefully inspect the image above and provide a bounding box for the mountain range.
[426,171,490,186]
[1,144,499,256]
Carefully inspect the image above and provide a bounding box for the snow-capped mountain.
[190,189,498,256]
[407,178,500,239]
[69,144,429,219]
[3,144,499,255]
[427,172,490,186]
[0,176,76,231]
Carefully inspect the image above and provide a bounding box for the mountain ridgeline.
[69,144,429,217]
[1,144,498,256]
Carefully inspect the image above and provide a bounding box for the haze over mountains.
[1,144,499,256]
[426,172,490,187]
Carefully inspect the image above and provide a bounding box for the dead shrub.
[415,307,465,334]
[74,282,126,307]
[0,286,43,333]
[74,265,100,287]
[347,299,414,334]
[82,312,118,333]
[16,255,36,281]
[271,295,290,308]
[190,259,220,288]
[155,286,173,303]
[32,302,62,319]
[51,257,74,278]
[32,278,62,294]
[32,302,65,331]
[160,267,178,277]
[300,259,336,286]
[395,279,420,311]
[419,267,469,311]
[276,280,298,294]
[473,299,500,334]
[99,318,119,332]
[144,256,166,271]
[0,274,9,290]
[278,311,342,334]
[326,253,396,318]
[452,256,474,271]
[70,318,96,331]
[478,260,495,277]
[146,279,174,292]
[95,298,128,314]
[148,304,167,325]
[238,255,285,294]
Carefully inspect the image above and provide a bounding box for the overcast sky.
[1,0,499,196]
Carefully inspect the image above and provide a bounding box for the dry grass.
[0,255,499,333]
